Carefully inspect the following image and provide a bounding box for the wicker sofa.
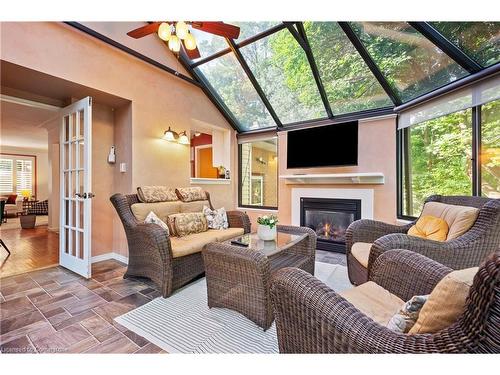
[270,249,500,353]
[346,195,500,285]
[110,191,251,297]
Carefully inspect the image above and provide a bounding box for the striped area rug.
[115,262,352,353]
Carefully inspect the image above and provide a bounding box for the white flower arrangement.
[257,214,278,229]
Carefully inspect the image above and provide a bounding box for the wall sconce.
[178,131,190,145]
[162,127,190,145]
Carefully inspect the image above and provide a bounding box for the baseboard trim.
[91,252,129,265]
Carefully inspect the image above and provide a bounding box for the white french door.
[59,97,93,278]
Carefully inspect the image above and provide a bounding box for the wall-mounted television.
[287,121,358,169]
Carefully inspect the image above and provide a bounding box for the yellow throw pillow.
[408,215,449,241]
[409,267,478,334]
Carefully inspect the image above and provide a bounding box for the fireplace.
[300,197,361,253]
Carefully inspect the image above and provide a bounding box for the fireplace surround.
[300,197,361,253]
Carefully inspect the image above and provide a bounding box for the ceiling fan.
[127,21,240,59]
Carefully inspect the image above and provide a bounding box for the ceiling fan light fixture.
[184,32,197,50]
[157,22,171,41]
[168,35,181,52]
[175,21,189,39]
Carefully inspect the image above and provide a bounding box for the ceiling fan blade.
[191,22,240,39]
[127,22,162,38]
[183,43,201,59]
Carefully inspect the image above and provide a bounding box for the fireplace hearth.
[300,197,361,253]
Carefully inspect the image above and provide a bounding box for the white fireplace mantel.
[280,172,384,185]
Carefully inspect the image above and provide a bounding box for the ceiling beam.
[288,22,334,119]
[409,22,482,73]
[64,22,201,88]
[338,22,402,106]
[225,37,283,127]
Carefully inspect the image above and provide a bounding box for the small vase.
[257,224,277,241]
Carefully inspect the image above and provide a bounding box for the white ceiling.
[0,100,55,150]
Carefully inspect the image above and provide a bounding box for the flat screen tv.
[287,121,358,169]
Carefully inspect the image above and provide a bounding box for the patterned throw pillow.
[203,206,229,230]
[175,187,207,202]
[144,211,170,235]
[387,295,428,333]
[167,212,208,237]
[137,186,178,203]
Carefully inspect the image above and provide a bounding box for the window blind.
[16,159,33,195]
[0,159,14,194]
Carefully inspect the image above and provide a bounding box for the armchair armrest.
[131,222,173,262]
[226,210,251,233]
[368,233,483,271]
[369,250,452,301]
[345,219,412,255]
[270,267,437,353]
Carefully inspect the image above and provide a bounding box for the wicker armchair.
[110,192,251,298]
[346,195,500,285]
[270,249,500,353]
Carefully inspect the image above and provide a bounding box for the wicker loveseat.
[110,191,251,297]
[346,195,500,285]
[270,249,500,353]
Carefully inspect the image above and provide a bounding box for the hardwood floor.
[0,260,164,354]
[0,225,59,278]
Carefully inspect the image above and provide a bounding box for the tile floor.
[0,252,346,354]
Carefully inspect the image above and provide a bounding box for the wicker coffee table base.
[203,226,316,330]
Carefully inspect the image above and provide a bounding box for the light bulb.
[178,131,190,145]
[163,127,177,142]
[157,22,171,41]
[184,32,197,50]
[175,21,189,39]
[168,35,181,52]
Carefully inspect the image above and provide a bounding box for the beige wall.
[238,116,398,228]
[1,22,235,258]
[0,145,49,201]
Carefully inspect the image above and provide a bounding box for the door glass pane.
[402,108,473,216]
[71,171,76,197]
[64,228,69,254]
[240,138,278,207]
[481,100,500,198]
[64,143,69,170]
[64,172,69,198]
[240,28,327,123]
[71,229,77,257]
[79,201,84,230]
[350,22,468,102]
[64,199,69,225]
[72,200,76,228]
[305,22,393,115]
[430,22,500,67]
[196,53,276,130]
[79,232,84,259]
[64,116,70,142]
[71,113,77,142]
[79,110,85,139]
[71,142,77,170]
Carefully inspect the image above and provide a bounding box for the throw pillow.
[167,212,208,237]
[203,205,229,230]
[408,215,449,241]
[137,186,178,203]
[6,194,17,204]
[387,295,428,333]
[175,187,207,202]
[409,267,478,334]
[144,211,170,235]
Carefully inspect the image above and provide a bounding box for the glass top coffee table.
[202,225,317,330]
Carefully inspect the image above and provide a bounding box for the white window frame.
[0,153,36,197]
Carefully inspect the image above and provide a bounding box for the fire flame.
[324,223,330,237]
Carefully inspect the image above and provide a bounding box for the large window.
[239,138,278,209]
[399,100,499,218]
[0,154,36,197]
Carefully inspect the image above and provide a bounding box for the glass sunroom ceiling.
[350,22,469,102]
[190,28,228,62]
[240,28,327,124]
[429,22,500,68]
[231,22,281,42]
[304,22,393,115]
[196,53,276,131]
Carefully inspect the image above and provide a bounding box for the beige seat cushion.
[131,201,181,222]
[351,242,372,268]
[340,281,404,326]
[420,202,479,240]
[409,267,478,334]
[170,228,244,258]
[179,200,211,213]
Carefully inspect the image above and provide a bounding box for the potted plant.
[257,214,278,241]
